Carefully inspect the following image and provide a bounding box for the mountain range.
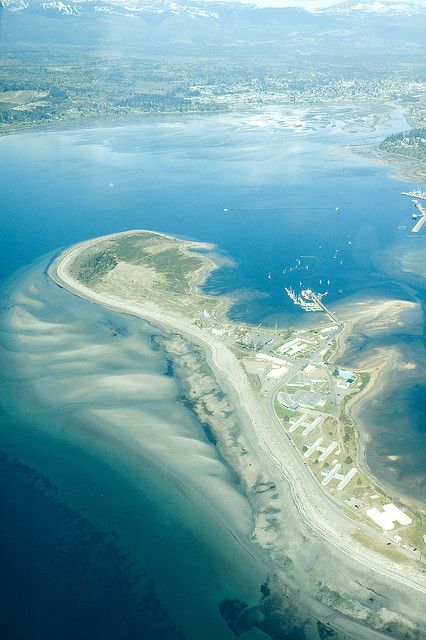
[1,0,424,59]
[1,0,425,21]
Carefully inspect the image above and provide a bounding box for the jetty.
[401,190,426,201]
[411,200,426,233]
[311,292,341,325]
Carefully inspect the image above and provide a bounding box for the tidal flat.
[0,261,272,640]
[2,255,425,640]
[332,289,426,505]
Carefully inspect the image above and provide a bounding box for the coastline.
[353,360,426,511]
[342,144,426,184]
[331,293,426,509]
[0,108,231,140]
[0,260,275,640]
[47,231,426,619]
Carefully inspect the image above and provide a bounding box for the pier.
[411,200,426,233]
[401,190,426,201]
[311,293,341,325]
[285,287,341,325]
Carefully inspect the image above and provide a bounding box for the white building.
[366,504,412,531]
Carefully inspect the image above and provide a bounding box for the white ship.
[285,287,327,312]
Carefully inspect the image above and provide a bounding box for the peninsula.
[49,230,426,639]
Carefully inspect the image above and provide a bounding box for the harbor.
[411,200,426,233]
[285,287,341,325]
[401,191,426,233]
[401,190,426,201]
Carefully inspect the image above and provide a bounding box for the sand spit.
[48,232,426,640]
[334,295,421,363]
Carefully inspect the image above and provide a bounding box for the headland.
[49,230,426,639]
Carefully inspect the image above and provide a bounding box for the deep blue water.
[0,110,425,637]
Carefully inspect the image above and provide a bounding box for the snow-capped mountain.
[321,1,426,17]
[0,0,220,17]
[1,0,28,10]
[1,0,424,24]
[41,2,81,16]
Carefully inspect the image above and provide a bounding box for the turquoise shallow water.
[0,262,271,640]
[0,110,425,636]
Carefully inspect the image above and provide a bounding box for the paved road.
[51,234,426,615]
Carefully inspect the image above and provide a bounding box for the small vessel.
[335,207,340,212]
[268,272,272,280]
[224,208,229,212]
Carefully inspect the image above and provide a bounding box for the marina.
[285,287,340,324]
[411,200,426,233]
[401,191,426,233]
[401,190,426,201]
[285,286,327,312]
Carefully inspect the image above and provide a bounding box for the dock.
[285,287,341,325]
[401,190,426,201]
[411,200,426,233]
[311,293,341,325]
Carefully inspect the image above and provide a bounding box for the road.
[50,233,426,607]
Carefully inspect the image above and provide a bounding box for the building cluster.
[239,323,420,554]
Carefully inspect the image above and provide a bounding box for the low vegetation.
[380,128,426,173]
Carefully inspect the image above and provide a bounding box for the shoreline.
[48,231,426,612]
[332,296,426,509]
[349,349,426,511]
[342,143,426,184]
[0,108,231,140]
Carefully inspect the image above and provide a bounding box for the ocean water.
[0,263,270,640]
[0,108,425,636]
